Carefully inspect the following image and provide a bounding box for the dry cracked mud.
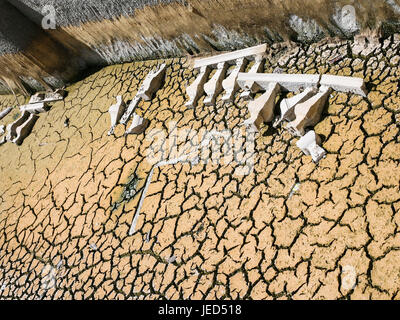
[0,36,400,300]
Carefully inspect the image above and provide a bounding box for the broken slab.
[273,87,318,128]
[185,66,211,108]
[193,44,267,69]
[243,82,280,131]
[0,107,12,121]
[20,102,50,114]
[203,62,228,105]
[240,54,265,99]
[237,73,321,93]
[222,58,247,102]
[120,96,141,125]
[137,64,166,101]
[320,74,367,97]
[5,111,31,141]
[107,96,126,135]
[286,86,332,137]
[12,113,39,146]
[125,113,150,135]
[297,130,327,163]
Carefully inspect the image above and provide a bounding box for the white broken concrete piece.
[137,64,166,101]
[20,102,49,114]
[286,86,332,137]
[43,89,67,102]
[120,96,141,125]
[107,96,126,135]
[297,130,327,163]
[320,74,367,97]
[125,113,150,135]
[203,62,228,105]
[5,111,31,142]
[0,125,4,136]
[243,82,280,131]
[12,113,39,146]
[237,73,321,93]
[29,93,45,104]
[222,58,247,102]
[240,54,265,99]
[185,66,211,108]
[193,44,267,68]
[0,107,12,121]
[274,87,317,128]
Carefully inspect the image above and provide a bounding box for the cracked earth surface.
[0,36,400,300]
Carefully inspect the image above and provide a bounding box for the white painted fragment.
[222,58,247,102]
[20,102,49,114]
[320,74,367,97]
[274,87,317,128]
[0,125,4,136]
[237,73,321,93]
[243,82,280,131]
[12,113,39,146]
[120,96,141,125]
[125,113,150,135]
[286,86,332,137]
[5,111,31,142]
[0,107,12,121]
[107,95,126,135]
[203,62,228,105]
[137,64,166,101]
[29,93,45,104]
[297,130,327,163]
[193,44,267,68]
[240,54,265,99]
[185,66,211,108]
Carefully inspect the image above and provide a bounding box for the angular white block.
[221,58,247,102]
[43,89,67,102]
[125,113,150,135]
[297,130,327,163]
[185,66,211,108]
[240,54,265,99]
[237,73,321,93]
[107,96,126,136]
[203,62,228,106]
[5,111,31,142]
[13,113,39,146]
[273,87,317,128]
[320,74,367,97]
[29,93,45,104]
[243,82,280,131]
[0,107,12,121]
[194,44,267,68]
[137,64,166,101]
[20,102,49,114]
[120,96,141,125]
[286,86,332,137]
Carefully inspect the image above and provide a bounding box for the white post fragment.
[240,54,265,99]
[286,86,332,137]
[137,64,167,101]
[13,113,39,146]
[20,102,49,114]
[125,113,150,135]
[297,130,327,163]
[273,87,317,128]
[107,96,126,135]
[222,58,247,102]
[203,62,228,105]
[185,66,211,108]
[320,74,367,97]
[243,82,280,131]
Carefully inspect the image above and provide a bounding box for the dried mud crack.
[0,36,400,300]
